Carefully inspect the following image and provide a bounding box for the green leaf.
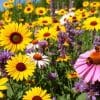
[76,93,87,100]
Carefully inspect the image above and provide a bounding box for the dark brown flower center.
[91,9,95,13]
[27,7,31,11]
[32,96,42,100]
[90,21,97,26]
[87,51,100,65]
[56,26,60,31]
[42,20,48,23]
[10,32,23,44]
[16,63,26,71]
[53,18,58,23]
[33,53,42,60]
[39,10,43,13]
[43,32,50,37]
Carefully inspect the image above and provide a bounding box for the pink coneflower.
[74,47,100,83]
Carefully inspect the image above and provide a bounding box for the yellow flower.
[8,0,15,3]
[78,12,89,20]
[83,17,100,31]
[4,17,12,23]
[56,9,67,16]
[46,0,51,4]
[82,1,89,7]
[23,87,51,100]
[68,15,80,23]
[52,23,66,32]
[17,3,22,9]
[35,7,47,16]
[5,54,36,81]
[24,5,34,14]
[56,55,70,62]
[0,78,8,98]
[3,2,9,8]
[0,22,32,52]
[8,3,14,9]
[35,27,57,40]
[89,9,98,15]
[38,16,52,26]
[75,8,87,15]
[66,72,78,79]
[90,2,99,8]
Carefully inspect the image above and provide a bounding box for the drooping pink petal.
[75,64,89,74]
[92,66,100,83]
[83,66,96,83]
[79,65,93,77]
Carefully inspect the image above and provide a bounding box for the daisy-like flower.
[35,27,57,40]
[38,16,52,26]
[3,1,9,8]
[26,39,39,50]
[82,17,100,31]
[27,52,50,68]
[66,72,78,79]
[0,78,8,98]
[82,1,89,7]
[74,47,100,83]
[8,0,15,3]
[56,55,70,62]
[46,0,51,4]
[60,12,75,25]
[52,23,66,32]
[56,9,67,16]
[0,22,32,52]
[23,87,51,100]
[5,54,36,81]
[35,7,47,16]
[24,5,34,14]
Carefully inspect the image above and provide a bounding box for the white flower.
[60,11,75,25]
[26,40,39,50]
[27,52,50,68]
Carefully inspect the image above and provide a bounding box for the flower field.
[0,0,100,100]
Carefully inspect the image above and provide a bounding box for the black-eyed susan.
[35,27,57,40]
[52,23,66,32]
[4,17,12,23]
[8,0,15,3]
[90,2,99,8]
[78,12,89,20]
[0,22,32,52]
[66,72,78,79]
[89,9,98,15]
[3,1,9,8]
[23,87,51,100]
[83,17,100,31]
[0,78,8,98]
[5,53,36,81]
[46,0,51,4]
[38,16,52,26]
[17,3,22,9]
[56,9,67,16]
[82,1,89,7]
[68,15,80,23]
[56,55,70,62]
[24,5,34,14]
[27,52,50,68]
[8,3,14,9]
[35,7,47,16]
[75,8,87,15]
